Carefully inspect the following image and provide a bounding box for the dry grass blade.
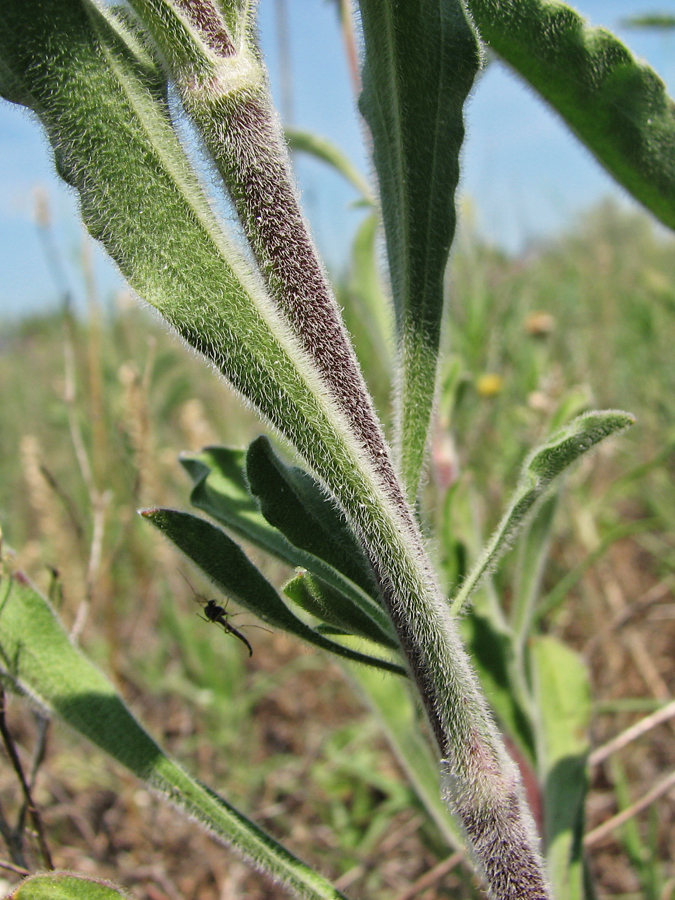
[585,769,675,847]
[589,697,675,768]
[392,851,465,900]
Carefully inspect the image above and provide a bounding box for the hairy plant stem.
[348,503,551,900]
[7,0,550,893]
[136,0,403,497]
[123,3,553,896]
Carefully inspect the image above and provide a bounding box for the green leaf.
[0,572,349,900]
[357,0,480,500]
[142,507,406,675]
[181,445,396,646]
[246,436,376,597]
[466,0,675,232]
[283,571,399,650]
[181,447,288,559]
[284,127,374,201]
[531,636,591,900]
[9,873,127,900]
[0,0,386,527]
[451,410,634,614]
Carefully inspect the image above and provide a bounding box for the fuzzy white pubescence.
[181,71,408,504]
[338,482,552,900]
[412,592,551,900]
[171,16,552,894]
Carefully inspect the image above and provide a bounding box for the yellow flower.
[476,373,503,397]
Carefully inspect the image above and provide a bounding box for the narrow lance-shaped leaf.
[284,127,374,202]
[451,410,634,615]
[466,0,675,232]
[0,572,349,900]
[0,2,320,456]
[142,508,406,675]
[245,436,377,598]
[181,446,396,645]
[283,571,399,650]
[8,872,127,899]
[0,0,411,594]
[357,0,480,500]
[181,447,318,570]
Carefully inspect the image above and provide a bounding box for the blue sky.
[0,1,674,318]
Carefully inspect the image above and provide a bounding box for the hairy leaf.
[467,0,675,231]
[451,410,634,614]
[358,0,480,499]
[181,445,396,644]
[8,872,126,900]
[283,571,398,650]
[142,508,405,675]
[246,436,376,597]
[0,572,349,900]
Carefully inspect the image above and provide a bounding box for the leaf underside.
[467,0,675,232]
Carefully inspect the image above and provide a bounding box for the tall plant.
[1,1,673,898]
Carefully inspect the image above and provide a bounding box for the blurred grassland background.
[1,189,675,898]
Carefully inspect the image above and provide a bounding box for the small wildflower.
[476,373,503,398]
[524,311,555,337]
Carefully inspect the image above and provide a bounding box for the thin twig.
[0,858,31,877]
[0,689,53,870]
[392,851,465,900]
[37,464,86,549]
[589,697,675,768]
[584,768,675,847]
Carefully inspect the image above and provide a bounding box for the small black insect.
[181,574,253,656]
[198,597,253,657]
